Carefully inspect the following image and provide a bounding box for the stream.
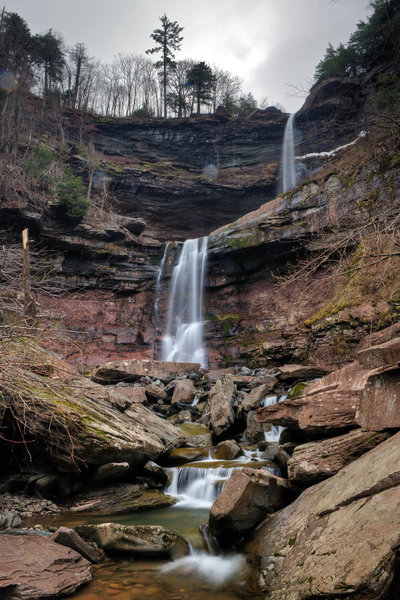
[42,449,271,600]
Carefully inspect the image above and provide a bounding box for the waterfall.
[161,237,208,367]
[280,113,297,193]
[166,465,234,509]
[262,394,287,442]
[153,243,169,357]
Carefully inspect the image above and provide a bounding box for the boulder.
[212,440,243,460]
[357,337,400,370]
[287,429,387,484]
[1,369,184,474]
[0,533,92,598]
[241,384,270,411]
[63,483,176,514]
[75,523,190,558]
[208,374,236,437]
[251,431,400,600]
[51,526,101,563]
[171,379,196,404]
[255,390,360,435]
[145,382,167,401]
[91,462,130,484]
[209,468,292,547]
[164,447,209,466]
[115,386,146,403]
[357,367,400,431]
[277,364,328,381]
[91,359,201,384]
[246,410,266,444]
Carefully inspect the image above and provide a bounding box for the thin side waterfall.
[161,237,208,367]
[280,113,297,193]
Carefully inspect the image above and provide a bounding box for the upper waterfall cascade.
[161,237,208,367]
[280,113,297,193]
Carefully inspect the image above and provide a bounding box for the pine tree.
[146,14,184,118]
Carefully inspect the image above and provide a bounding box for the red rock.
[0,533,92,598]
[209,468,292,547]
[171,379,196,404]
[51,526,101,563]
[255,390,360,435]
[91,359,201,383]
[251,431,400,600]
[278,364,328,380]
[114,386,146,403]
[287,429,387,484]
[208,374,236,437]
[357,367,400,430]
[357,337,400,370]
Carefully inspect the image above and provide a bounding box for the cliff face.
[89,81,362,242]
[0,70,392,369]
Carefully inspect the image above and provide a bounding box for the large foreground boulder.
[75,522,190,558]
[250,431,400,600]
[0,368,184,473]
[209,468,292,547]
[0,533,92,599]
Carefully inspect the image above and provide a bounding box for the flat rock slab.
[287,429,387,484]
[63,484,176,514]
[0,532,92,599]
[251,431,400,600]
[255,390,360,435]
[75,522,190,558]
[357,336,400,370]
[91,359,201,383]
[277,364,328,381]
[358,367,400,430]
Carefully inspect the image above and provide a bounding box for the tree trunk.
[22,229,37,325]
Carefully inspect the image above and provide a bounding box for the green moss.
[288,536,297,547]
[288,382,307,399]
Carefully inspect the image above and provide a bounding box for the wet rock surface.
[250,432,400,600]
[75,522,190,558]
[0,532,92,599]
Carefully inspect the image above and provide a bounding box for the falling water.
[262,394,287,442]
[161,237,208,367]
[166,465,234,509]
[280,113,297,193]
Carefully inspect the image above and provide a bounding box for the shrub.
[57,168,89,219]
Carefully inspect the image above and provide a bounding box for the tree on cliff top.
[186,61,215,114]
[146,14,184,118]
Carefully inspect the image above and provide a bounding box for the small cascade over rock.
[262,394,287,442]
[161,237,208,367]
[166,464,234,509]
[280,113,297,193]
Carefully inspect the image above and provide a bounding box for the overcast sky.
[6,0,371,112]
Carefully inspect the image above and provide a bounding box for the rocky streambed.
[2,328,400,599]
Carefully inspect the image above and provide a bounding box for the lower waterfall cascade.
[161,237,208,367]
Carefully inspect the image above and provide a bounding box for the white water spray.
[280,113,297,193]
[161,237,208,367]
[262,394,287,442]
[166,465,234,509]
